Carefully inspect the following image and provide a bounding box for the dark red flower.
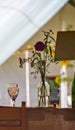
[34,41,45,51]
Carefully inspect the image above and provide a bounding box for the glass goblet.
[7,83,19,107]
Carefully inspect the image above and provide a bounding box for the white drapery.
[0,0,69,65]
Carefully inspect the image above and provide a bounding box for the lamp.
[55,31,75,61]
[55,31,75,108]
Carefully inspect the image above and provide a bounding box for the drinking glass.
[7,83,19,107]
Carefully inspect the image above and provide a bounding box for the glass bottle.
[37,81,50,107]
[72,72,75,108]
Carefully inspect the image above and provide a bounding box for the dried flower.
[34,41,45,51]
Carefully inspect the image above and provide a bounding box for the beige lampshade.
[55,31,75,61]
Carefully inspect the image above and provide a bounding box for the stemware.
[7,83,19,107]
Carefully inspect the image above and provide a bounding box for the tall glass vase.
[37,81,50,107]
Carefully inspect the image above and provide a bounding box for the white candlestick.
[25,50,30,107]
[60,65,68,108]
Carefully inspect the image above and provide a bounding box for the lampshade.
[55,31,75,61]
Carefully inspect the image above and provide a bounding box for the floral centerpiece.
[19,29,56,107]
[55,60,72,86]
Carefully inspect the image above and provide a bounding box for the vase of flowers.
[19,29,56,107]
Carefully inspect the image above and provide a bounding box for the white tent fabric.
[0,0,69,65]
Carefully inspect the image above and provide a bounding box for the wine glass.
[7,83,19,107]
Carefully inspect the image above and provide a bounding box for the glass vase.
[37,81,50,107]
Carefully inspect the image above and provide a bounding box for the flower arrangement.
[19,29,56,107]
[55,60,72,86]
[19,29,56,85]
[55,75,69,86]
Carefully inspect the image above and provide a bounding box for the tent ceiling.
[0,0,69,65]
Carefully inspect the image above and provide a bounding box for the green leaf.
[31,57,38,67]
[44,48,48,54]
